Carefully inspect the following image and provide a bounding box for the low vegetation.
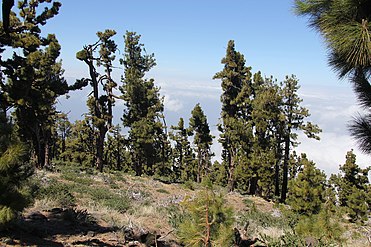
[0,163,369,246]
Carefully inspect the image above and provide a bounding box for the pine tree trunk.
[96,126,107,173]
[205,201,211,247]
[281,134,290,202]
[61,135,66,161]
[274,142,281,198]
[44,142,50,168]
[227,150,235,192]
[197,149,201,183]
[249,175,258,195]
[116,138,121,170]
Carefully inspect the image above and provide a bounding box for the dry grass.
[25,168,370,246]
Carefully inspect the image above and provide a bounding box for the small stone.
[28,211,47,221]
[2,238,14,244]
[86,231,95,237]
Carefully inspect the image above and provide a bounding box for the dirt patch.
[0,208,180,247]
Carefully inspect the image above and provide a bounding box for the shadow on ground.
[0,208,120,246]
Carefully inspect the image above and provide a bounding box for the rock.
[2,238,14,245]
[86,231,95,237]
[27,211,47,221]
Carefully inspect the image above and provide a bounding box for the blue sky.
[37,0,369,174]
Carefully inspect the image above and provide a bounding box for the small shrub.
[177,187,234,246]
[38,181,76,207]
[156,188,170,194]
[165,204,185,228]
[295,210,345,245]
[62,208,96,226]
[241,204,283,228]
[87,187,130,213]
[102,197,130,213]
[61,172,93,186]
[182,180,195,190]
[243,198,255,208]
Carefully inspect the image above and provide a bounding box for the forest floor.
[0,165,369,246]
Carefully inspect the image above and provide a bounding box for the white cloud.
[296,85,371,176]
[296,132,370,177]
[164,94,183,112]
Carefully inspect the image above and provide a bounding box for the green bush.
[156,188,170,194]
[177,186,234,246]
[295,210,345,245]
[0,130,33,228]
[165,204,185,229]
[240,204,289,229]
[87,187,130,213]
[38,181,76,207]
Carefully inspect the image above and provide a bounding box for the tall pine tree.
[280,75,321,202]
[169,118,195,182]
[189,104,214,183]
[0,0,71,168]
[120,31,168,176]
[213,40,253,191]
[76,29,118,172]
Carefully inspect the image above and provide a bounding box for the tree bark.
[281,132,290,202]
[44,142,50,168]
[96,125,107,173]
[274,142,281,198]
[227,151,235,192]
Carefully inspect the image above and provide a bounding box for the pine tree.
[0,1,71,168]
[213,40,254,191]
[0,109,32,227]
[120,31,167,176]
[248,74,282,197]
[330,150,370,222]
[178,182,234,246]
[295,0,371,154]
[189,104,214,183]
[62,119,95,167]
[280,75,321,202]
[169,118,195,182]
[76,29,118,172]
[287,154,326,215]
[104,125,129,171]
[53,112,72,161]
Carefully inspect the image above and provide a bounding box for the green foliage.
[259,231,307,247]
[169,117,195,182]
[156,188,170,194]
[295,0,371,155]
[295,0,371,77]
[165,204,185,229]
[287,154,326,215]
[295,209,345,245]
[60,208,96,226]
[0,114,32,227]
[210,161,228,187]
[76,29,118,172]
[240,203,291,231]
[280,75,321,202]
[61,119,95,167]
[86,187,130,213]
[38,180,76,207]
[0,0,72,168]
[330,150,370,222]
[177,186,234,246]
[104,125,130,172]
[120,31,169,177]
[213,40,254,192]
[189,104,214,183]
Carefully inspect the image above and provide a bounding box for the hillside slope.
[0,165,369,246]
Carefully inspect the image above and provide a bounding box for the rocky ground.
[0,167,369,246]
